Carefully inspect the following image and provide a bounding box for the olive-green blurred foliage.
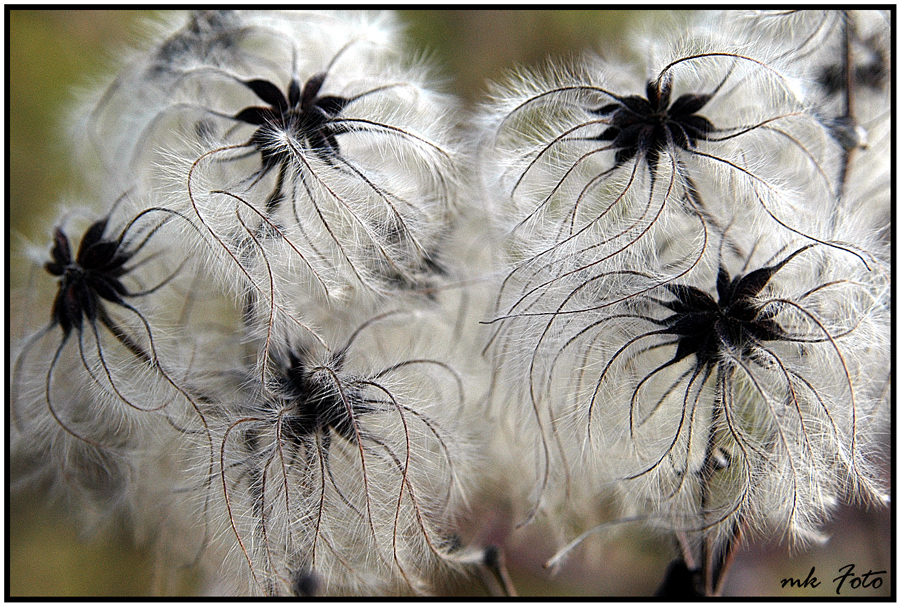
[399,10,638,101]
[10,11,140,263]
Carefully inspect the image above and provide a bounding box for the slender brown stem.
[842,10,855,124]
[695,369,746,596]
[481,545,518,597]
[712,521,743,596]
[676,531,697,571]
[698,370,724,596]
[836,10,858,200]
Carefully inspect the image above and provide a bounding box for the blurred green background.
[8,9,892,597]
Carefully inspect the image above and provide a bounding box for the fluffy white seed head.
[195,310,476,595]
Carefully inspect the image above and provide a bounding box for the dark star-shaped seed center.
[275,348,371,447]
[659,262,787,368]
[45,218,133,338]
[232,72,351,212]
[593,78,716,171]
[235,73,350,172]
